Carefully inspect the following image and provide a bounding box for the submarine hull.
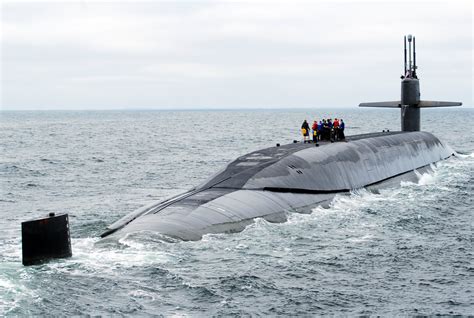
[101,131,453,241]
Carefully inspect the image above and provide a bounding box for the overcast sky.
[1,0,472,110]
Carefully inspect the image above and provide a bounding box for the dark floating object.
[276,143,280,147]
[22,213,72,266]
[100,35,462,242]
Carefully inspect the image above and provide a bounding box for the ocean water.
[0,108,473,316]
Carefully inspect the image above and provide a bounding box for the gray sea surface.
[0,108,473,316]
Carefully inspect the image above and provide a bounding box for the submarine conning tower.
[359,34,461,131]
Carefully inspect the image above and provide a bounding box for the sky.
[1,0,472,110]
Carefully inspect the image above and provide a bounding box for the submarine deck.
[196,131,405,191]
[102,131,421,238]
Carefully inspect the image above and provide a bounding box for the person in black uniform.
[339,119,345,140]
[322,119,329,141]
[301,120,310,143]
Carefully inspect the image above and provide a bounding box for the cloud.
[1,0,472,110]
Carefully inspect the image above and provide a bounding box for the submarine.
[100,35,461,242]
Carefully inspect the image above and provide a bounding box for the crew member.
[339,119,345,140]
[317,121,323,141]
[322,119,329,141]
[333,118,340,141]
[301,119,310,143]
[328,119,334,141]
[328,118,337,141]
[312,120,318,143]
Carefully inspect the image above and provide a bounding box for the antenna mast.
[413,36,417,78]
[407,34,413,77]
[404,36,407,76]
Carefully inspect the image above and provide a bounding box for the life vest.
[301,128,307,135]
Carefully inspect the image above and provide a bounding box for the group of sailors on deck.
[301,118,345,143]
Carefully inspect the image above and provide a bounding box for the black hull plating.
[101,131,453,241]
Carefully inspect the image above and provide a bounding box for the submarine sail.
[359,34,461,131]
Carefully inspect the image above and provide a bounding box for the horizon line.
[1,106,472,112]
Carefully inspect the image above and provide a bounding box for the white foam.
[0,277,16,290]
[417,170,436,185]
[453,151,474,159]
[65,237,175,275]
[346,234,374,243]
[0,272,40,315]
[129,289,155,301]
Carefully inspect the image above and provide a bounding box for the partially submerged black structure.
[22,213,72,265]
[100,35,461,242]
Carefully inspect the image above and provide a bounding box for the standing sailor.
[301,120,310,143]
[312,120,318,143]
[339,119,345,140]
